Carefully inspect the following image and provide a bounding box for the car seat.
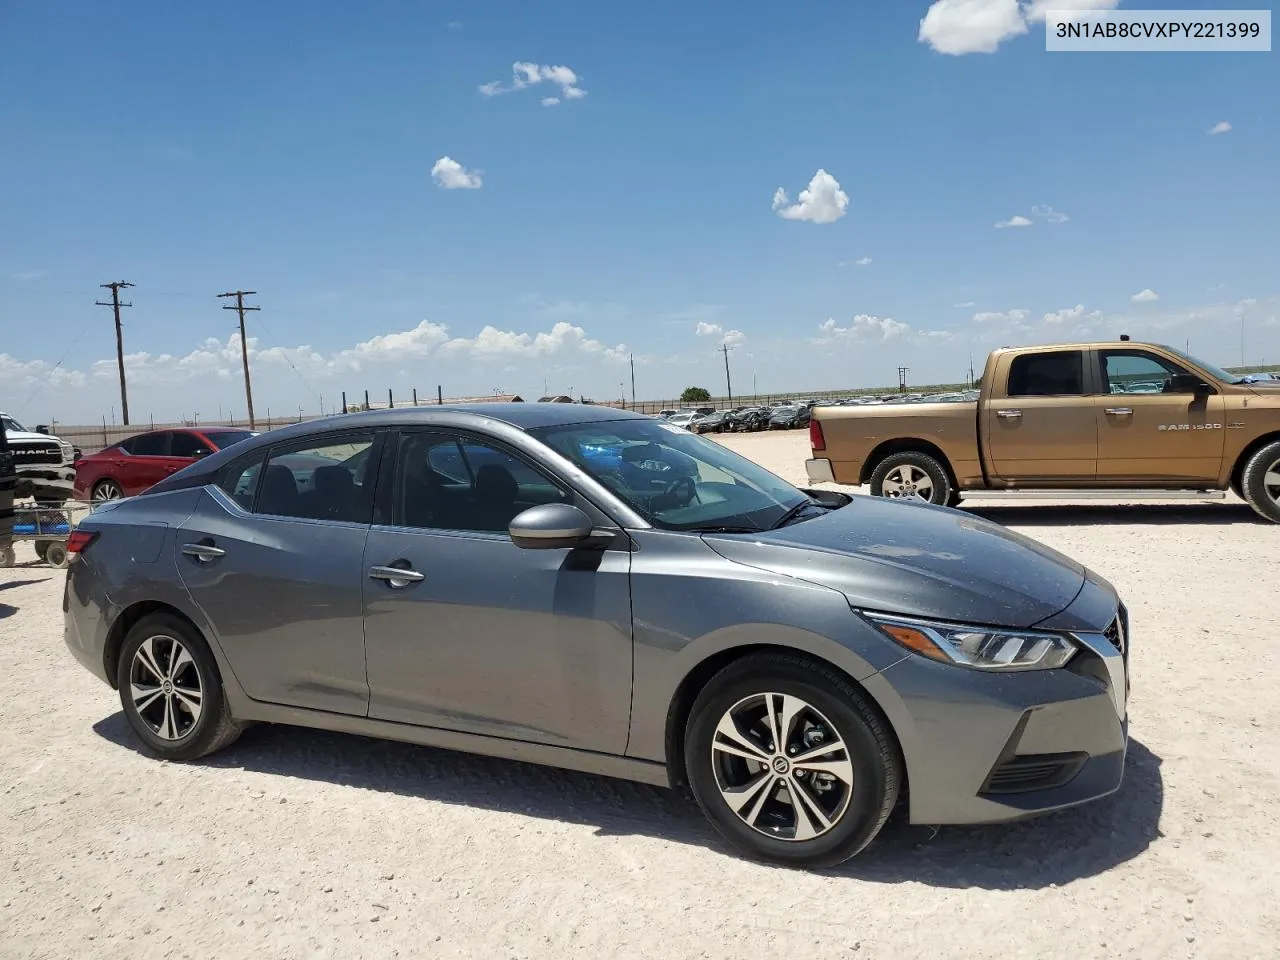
[472,463,520,532]
[310,465,358,521]
[257,463,301,516]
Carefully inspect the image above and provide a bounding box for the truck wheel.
[1240,440,1280,523]
[869,451,955,507]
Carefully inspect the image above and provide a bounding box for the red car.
[73,427,255,502]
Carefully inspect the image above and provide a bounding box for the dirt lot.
[2,430,1278,960]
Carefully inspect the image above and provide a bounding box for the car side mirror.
[1168,373,1213,395]
[509,503,598,550]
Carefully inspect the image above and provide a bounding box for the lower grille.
[981,752,1087,795]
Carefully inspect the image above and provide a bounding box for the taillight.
[809,417,825,452]
[65,530,98,556]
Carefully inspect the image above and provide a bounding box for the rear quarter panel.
[814,402,983,486]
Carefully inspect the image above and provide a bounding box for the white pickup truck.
[0,412,76,504]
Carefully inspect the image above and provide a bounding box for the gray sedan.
[62,404,1129,867]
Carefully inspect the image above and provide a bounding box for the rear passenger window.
[256,436,377,524]
[128,432,171,456]
[1007,351,1085,397]
[219,458,263,510]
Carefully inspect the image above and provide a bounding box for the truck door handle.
[369,564,425,588]
[996,409,1022,419]
[181,541,226,562]
[1105,407,1133,416]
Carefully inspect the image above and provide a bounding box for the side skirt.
[231,698,672,789]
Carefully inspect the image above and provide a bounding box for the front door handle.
[996,409,1023,419]
[1105,407,1134,416]
[181,541,226,562]
[369,564,425,588]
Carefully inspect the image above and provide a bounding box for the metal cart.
[2,501,95,568]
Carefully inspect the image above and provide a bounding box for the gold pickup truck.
[805,340,1280,523]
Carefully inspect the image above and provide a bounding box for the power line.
[218,290,260,429]
[95,282,134,425]
[251,310,321,406]
[13,312,97,416]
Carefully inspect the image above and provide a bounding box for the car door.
[166,431,214,476]
[120,430,177,495]
[984,349,1099,481]
[361,427,634,754]
[174,429,383,716]
[1095,348,1226,481]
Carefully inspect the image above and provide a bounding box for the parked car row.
[658,403,816,433]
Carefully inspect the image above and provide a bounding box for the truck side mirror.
[1168,373,1213,395]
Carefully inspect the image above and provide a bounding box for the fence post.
[437,385,443,405]
[412,388,418,406]
[341,391,347,414]
[388,388,394,409]
[364,389,370,411]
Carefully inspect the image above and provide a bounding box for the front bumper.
[863,591,1129,826]
[804,458,836,484]
[16,466,75,502]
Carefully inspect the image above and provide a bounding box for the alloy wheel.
[92,481,122,502]
[710,692,855,842]
[1264,457,1280,507]
[881,465,933,502]
[129,635,203,741]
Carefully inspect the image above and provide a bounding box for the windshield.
[1159,345,1244,384]
[531,418,808,531]
[1,415,28,434]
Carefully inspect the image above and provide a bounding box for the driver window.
[394,433,571,534]
[1101,351,1184,394]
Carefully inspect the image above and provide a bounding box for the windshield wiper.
[687,524,761,534]
[769,499,826,530]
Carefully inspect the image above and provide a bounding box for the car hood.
[701,496,1089,628]
[5,430,59,443]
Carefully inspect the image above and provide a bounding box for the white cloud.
[1131,288,1160,302]
[1031,204,1069,223]
[953,301,976,308]
[817,315,912,342]
[9,269,50,282]
[994,215,1032,228]
[480,62,587,102]
[973,309,1031,324]
[431,156,483,190]
[919,0,1120,55]
[1208,121,1232,136]
[919,0,1027,55]
[695,321,745,347]
[1042,304,1104,327]
[855,256,872,266]
[771,170,849,224]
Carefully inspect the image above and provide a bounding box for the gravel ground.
[2,430,1278,960]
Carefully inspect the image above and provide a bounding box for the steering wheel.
[658,475,699,510]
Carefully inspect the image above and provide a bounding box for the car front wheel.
[116,614,244,761]
[684,652,902,868]
[92,479,124,502]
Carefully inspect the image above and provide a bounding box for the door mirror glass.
[509,503,594,549]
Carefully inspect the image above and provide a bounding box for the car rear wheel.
[116,614,244,761]
[869,451,957,507]
[92,479,123,502]
[684,652,901,868]
[1240,440,1280,523]
[43,542,68,568]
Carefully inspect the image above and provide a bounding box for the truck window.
[1100,350,1185,394]
[1007,351,1084,397]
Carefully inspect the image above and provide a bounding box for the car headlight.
[863,612,1077,672]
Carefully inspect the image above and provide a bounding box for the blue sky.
[2,0,1277,423]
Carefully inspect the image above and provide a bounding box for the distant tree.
[680,386,712,403]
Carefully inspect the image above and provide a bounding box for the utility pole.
[218,291,260,429]
[96,282,134,425]
[722,343,734,404]
[630,353,636,409]
[898,366,909,394]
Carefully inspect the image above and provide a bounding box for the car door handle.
[1105,407,1133,416]
[369,565,425,588]
[181,542,226,562]
[996,409,1022,419]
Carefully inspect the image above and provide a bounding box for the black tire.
[868,451,955,507]
[34,540,50,562]
[684,652,902,868]
[92,479,124,503]
[115,613,244,761]
[1240,440,1280,523]
[44,541,68,568]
